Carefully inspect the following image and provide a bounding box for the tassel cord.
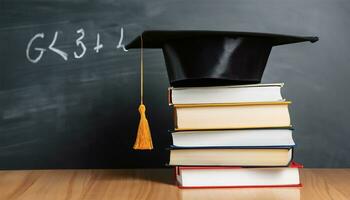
[133,34,153,150]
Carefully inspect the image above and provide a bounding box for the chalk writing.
[26,33,46,63]
[94,33,103,53]
[26,27,127,63]
[117,27,128,52]
[73,28,86,59]
[49,31,68,61]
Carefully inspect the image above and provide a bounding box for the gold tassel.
[133,104,153,150]
[133,35,153,150]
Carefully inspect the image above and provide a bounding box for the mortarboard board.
[126,30,318,87]
[127,30,318,150]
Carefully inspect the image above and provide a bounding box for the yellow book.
[169,148,293,166]
[173,101,291,131]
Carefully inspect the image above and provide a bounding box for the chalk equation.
[26,27,128,64]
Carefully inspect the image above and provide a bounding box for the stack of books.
[168,83,302,188]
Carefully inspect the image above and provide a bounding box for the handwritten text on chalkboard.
[26,27,127,63]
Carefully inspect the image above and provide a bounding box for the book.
[171,128,294,148]
[169,147,293,166]
[173,102,291,131]
[176,162,302,188]
[169,83,284,105]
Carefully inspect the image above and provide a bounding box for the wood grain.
[0,169,349,200]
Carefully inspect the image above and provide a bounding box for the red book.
[176,161,303,189]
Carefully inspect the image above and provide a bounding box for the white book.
[169,83,284,105]
[176,164,301,188]
[172,129,294,147]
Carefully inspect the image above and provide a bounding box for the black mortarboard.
[126,30,318,87]
[128,30,318,150]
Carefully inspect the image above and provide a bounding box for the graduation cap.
[127,30,318,150]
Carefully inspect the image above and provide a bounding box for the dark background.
[0,0,349,169]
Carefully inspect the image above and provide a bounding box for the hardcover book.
[169,83,284,105]
[176,162,303,188]
[169,147,293,166]
[171,128,294,148]
[173,102,291,131]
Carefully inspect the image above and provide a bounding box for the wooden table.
[0,169,349,200]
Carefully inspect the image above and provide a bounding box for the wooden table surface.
[0,169,349,200]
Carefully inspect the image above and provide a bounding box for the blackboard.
[1,0,349,169]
